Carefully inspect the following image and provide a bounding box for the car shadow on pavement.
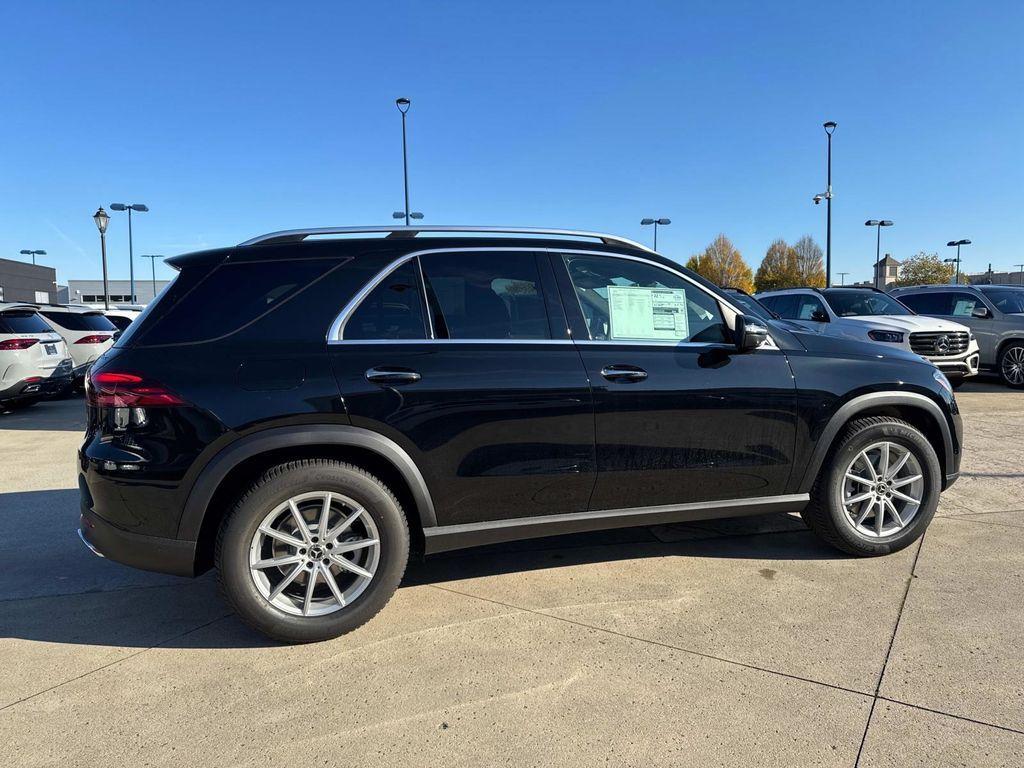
[0,488,840,651]
[0,396,86,431]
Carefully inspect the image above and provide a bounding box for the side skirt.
[422,493,809,554]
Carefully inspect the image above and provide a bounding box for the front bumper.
[926,341,981,380]
[79,505,197,577]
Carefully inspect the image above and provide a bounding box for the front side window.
[420,252,550,340]
[949,292,983,317]
[344,259,426,340]
[562,254,728,343]
[793,295,829,321]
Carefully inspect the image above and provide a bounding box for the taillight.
[76,335,113,345]
[86,371,186,407]
[0,338,40,350]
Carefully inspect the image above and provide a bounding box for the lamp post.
[109,202,149,303]
[140,255,163,303]
[640,218,671,250]
[813,121,838,286]
[837,271,850,286]
[92,207,111,311]
[865,220,894,288]
[19,249,46,265]
[395,97,413,226]
[945,239,970,283]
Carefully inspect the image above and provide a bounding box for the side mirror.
[810,309,830,323]
[734,314,769,352]
[971,306,991,319]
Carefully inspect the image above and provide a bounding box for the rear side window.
[897,292,949,314]
[762,294,798,319]
[421,252,550,340]
[133,258,341,346]
[344,260,426,340]
[0,311,53,334]
[106,315,134,331]
[41,311,117,331]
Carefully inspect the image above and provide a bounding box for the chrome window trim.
[326,246,765,348]
[240,225,655,253]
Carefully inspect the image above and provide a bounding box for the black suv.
[79,226,963,643]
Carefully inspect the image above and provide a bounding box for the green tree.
[792,235,826,287]
[685,234,754,292]
[893,252,962,286]
[755,239,802,291]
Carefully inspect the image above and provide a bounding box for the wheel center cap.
[309,545,326,561]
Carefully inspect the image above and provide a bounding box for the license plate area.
[44,344,57,355]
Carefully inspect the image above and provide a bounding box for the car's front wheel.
[801,417,941,556]
[998,341,1024,389]
[217,459,409,644]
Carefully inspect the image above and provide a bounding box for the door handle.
[600,365,648,382]
[365,367,422,385]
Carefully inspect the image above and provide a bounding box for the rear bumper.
[79,505,197,577]
[0,371,72,402]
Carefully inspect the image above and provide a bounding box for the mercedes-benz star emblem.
[935,335,950,354]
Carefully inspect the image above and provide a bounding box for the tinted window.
[0,311,53,334]
[134,258,339,346]
[949,292,983,317]
[344,260,426,340]
[562,254,727,343]
[106,315,134,331]
[760,294,797,318]
[793,295,829,321]
[421,252,550,340]
[41,311,117,331]
[983,289,1024,314]
[896,292,950,314]
[726,292,774,320]
[823,290,912,316]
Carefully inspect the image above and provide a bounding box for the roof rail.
[237,225,655,253]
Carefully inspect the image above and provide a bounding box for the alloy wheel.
[248,491,380,617]
[837,441,924,538]
[1002,346,1024,386]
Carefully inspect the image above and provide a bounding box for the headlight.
[933,368,952,394]
[868,330,905,343]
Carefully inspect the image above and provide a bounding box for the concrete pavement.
[1,379,1022,766]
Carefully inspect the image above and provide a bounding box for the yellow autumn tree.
[684,234,754,292]
[755,239,802,291]
[793,235,826,287]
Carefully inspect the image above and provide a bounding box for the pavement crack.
[0,612,233,713]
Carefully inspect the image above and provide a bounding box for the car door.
[552,251,798,511]
[943,291,999,364]
[328,249,596,527]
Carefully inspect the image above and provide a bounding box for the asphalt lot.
[1,379,1022,767]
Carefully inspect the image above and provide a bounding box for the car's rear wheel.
[998,342,1024,389]
[801,417,941,556]
[217,459,409,643]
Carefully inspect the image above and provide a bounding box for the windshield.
[41,311,117,331]
[726,292,775,320]
[983,288,1024,314]
[823,290,912,317]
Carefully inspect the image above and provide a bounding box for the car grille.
[910,331,970,356]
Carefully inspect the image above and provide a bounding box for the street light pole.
[93,208,111,311]
[865,220,894,288]
[823,121,837,286]
[838,271,850,286]
[110,203,149,303]
[946,239,971,284]
[395,98,411,226]
[19,249,46,265]
[640,218,671,250]
[141,255,163,303]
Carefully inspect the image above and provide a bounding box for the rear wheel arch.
[798,392,954,493]
[182,426,435,574]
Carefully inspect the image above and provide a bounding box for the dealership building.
[67,279,172,306]
[0,258,59,304]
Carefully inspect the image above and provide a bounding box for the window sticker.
[607,286,689,341]
[952,299,976,316]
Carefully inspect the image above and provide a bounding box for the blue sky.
[2,1,1022,286]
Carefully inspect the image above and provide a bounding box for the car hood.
[777,322,927,364]
[844,314,969,332]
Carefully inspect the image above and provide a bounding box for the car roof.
[0,303,43,313]
[890,284,977,292]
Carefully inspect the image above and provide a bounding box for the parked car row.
[0,303,135,410]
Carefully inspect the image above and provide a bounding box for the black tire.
[997,341,1024,389]
[4,397,40,410]
[949,378,965,390]
[216,459,409,644]
[801,416,941,556]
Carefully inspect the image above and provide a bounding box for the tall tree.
[755,239,802,291]
[684,234,754,292]
[893,252,963,286]
[792,235,826,287]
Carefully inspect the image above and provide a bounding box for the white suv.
[37,305,118,389]
[755,287,980,386]
[0,304,74,409]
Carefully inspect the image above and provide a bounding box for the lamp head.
[865,220,879,226]
[409,212,424,220]
[656,218,671,225]
[395,97,411,114]
[823,120,837,135]
[392,212,405,219]
[880,220,893,227]
[130,204,148,212]
[93,207,110,234]
[640,218,655,225]
[109,203,127,211]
